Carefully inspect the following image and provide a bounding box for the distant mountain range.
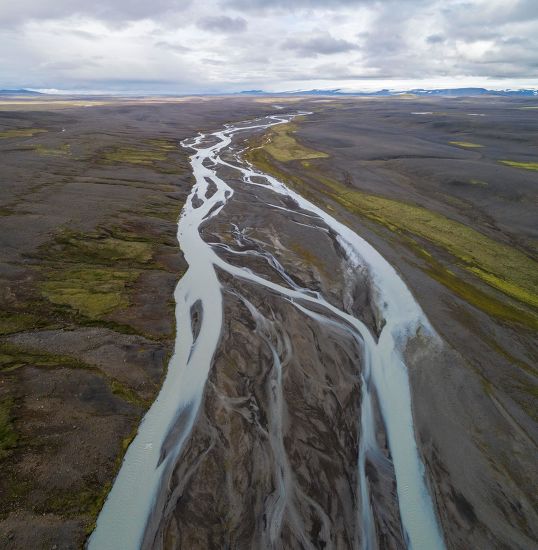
[240,87,538,97]
[408,88,538,97]
[0,89,43,96]
[1,87,536,98]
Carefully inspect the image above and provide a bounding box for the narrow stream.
[88,114,445,550]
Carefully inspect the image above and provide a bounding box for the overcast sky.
[1,0,537,93]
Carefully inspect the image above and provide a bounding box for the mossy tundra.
[259,119,328,162]
[101,138,182,174]
[449,141,484,148]
[35,224,164,323]
[41,267,137,319]
[499,160,538,171]
[0,128,47,139]
[0,397,17,460]
[34,143,70,156]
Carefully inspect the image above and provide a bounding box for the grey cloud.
[39,59,99,71]
[283,33,359,57]
[223,0,376,11]
[67,29,100,40]
[426,34,445,44]
[360,3,538,81]
[196,15,247,33]
[474,42,538,76]
[508,0,538,22]
[1,0,538,92]
[154,41,191,53]
[202,58,225,66]
[0,0,193,25]
[439,0,538,42]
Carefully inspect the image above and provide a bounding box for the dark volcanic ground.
[0,97,280,548]
[0,95,537,550]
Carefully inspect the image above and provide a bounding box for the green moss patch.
[41,487,107,518]
[138,201,182,223]
[146,138,178,151]
[412,245,538,331]
[28,217,179,332]
[110,379,148,407]
[103,147,167,165]
[449,141,484,148]
[101,138,181,173]
[52,230,153,267]
[499,160,538,171]
[317,176,538,309]
[34,143,70,156]
[469,179,488,186]
[262,121,329,162]
[0,313,39,336]
[0,397,17,460]
[36,226,156,320]
[0,342,88,373]
[41,268,137,319]
[0,128,47,139]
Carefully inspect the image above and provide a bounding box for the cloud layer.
[1,0,537,92]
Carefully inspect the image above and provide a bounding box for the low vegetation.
[449,141,484,148]
[469,179,488,186]
[0,128,46,139]
[0,333,148,533]
[0,124,185,545]
[103,147,167,165]
[410,242,538,331]
[41,267,137,319]
[34,143,70,156]
[36,225,165,322]
[83,427,138,535]
[0,397,17,460]
[499,160,538,171]
[260,119,328,162]
[0,313,39,336]
[101,138,181,173]
[51,229,154,266]
[137,200,183,223]
[0,342,88,373]
[321,177,538,310]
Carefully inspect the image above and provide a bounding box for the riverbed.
[89,113,445,550]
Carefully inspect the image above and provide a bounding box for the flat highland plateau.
[0,94,536,549]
